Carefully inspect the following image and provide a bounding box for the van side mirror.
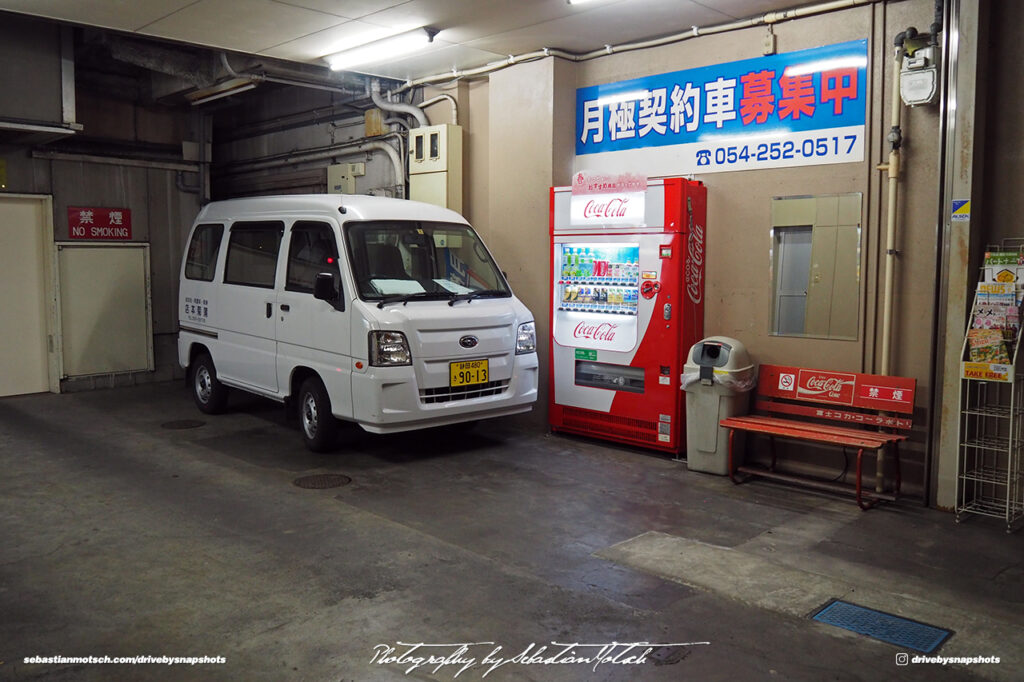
[314,272,337,302]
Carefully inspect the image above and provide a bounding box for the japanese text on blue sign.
[575,40,868,174]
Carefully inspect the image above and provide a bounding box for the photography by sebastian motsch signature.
[370,640,710,677]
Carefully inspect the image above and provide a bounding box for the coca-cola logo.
[686,222,705,304]
[573,321,618,342]
[803,377,849,393]
[582,197,630,219]
[797,371,855,404]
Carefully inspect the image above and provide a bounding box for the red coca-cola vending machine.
[548,173,706,454]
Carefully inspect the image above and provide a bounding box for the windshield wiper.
[376,291,451,308]
[447,289,507,306]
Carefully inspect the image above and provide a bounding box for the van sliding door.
[218,221,283,392]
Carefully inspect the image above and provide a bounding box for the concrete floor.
[0,382,1020,682]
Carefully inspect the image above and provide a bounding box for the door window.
[224,221,283,288]
[286,221,341,297]
[184,224,224,281]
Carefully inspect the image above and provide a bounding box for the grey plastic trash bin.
[681,337,756,474]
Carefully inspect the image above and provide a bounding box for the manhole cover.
[293,474,352,489]
[161,419,206,430]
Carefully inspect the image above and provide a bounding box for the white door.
[0,196,52,396]
[58,244,153,376]
[276,220,352,417]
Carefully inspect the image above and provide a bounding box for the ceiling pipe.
[371,79,428,128]
[176,170,199,194]
[394,0,877,92]
[385,117,411,133]
[218,135,406,199]
[418,93,458,126]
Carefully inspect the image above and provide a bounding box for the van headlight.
[516,322,536,355]
[369,331,411,366]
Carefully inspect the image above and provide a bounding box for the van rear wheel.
[191,353,228,414]
[299,376,337,452]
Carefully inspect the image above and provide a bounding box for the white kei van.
[177,194,538,451]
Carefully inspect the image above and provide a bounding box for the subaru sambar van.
[177,194,538,451]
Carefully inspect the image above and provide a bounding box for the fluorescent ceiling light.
[326,27,439,72]
[187,79,257,106]
[567,0,601,4]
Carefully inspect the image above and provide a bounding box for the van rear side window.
[184,224,224,281]
[224,221,283,288]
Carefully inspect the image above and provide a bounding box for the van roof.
[195,194,469,225]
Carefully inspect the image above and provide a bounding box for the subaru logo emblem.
[459,335,478,349]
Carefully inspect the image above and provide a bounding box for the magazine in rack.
[961,251,1024,382]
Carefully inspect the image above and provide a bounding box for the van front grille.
[420,380,510,404]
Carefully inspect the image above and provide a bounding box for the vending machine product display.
[549,175,706,453]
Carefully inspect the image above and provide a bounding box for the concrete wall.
[483,58,576,427]
[0,154,201,389]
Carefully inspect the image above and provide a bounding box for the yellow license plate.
[450,359,489,387]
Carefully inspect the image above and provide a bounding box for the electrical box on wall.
[364,109,386,138]
[327,162,365,194]
[409,123,462,213]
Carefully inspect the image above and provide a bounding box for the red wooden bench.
[719,364,916,510]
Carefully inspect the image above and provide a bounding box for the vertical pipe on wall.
[879,49,904,378]
[876,39,905,492]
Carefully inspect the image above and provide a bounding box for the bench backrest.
[756,364,916,430]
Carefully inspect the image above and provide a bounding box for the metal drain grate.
[812,600,953,653]
[293,474,352,489]
[161,419,205,430]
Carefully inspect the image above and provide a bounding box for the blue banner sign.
[575,40,868,175]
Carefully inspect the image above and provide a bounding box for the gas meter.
[900,44,938,106]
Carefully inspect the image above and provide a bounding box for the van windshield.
[346,220,511,303]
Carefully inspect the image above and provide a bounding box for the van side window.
[224,221,283,288]
[286,221,341,296]
[184,224,223,281]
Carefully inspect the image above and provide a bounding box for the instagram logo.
[895,653,909,666]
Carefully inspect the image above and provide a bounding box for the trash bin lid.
[686,336,753,372]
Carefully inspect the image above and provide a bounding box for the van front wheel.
[191,353,228,414]
[299,376,337,452]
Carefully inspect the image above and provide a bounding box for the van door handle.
[280,304,290,311]
[266,302,272,318]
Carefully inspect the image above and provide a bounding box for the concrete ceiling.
[0,0,818,81]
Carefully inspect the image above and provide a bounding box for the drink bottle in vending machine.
[549,176,706,454]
